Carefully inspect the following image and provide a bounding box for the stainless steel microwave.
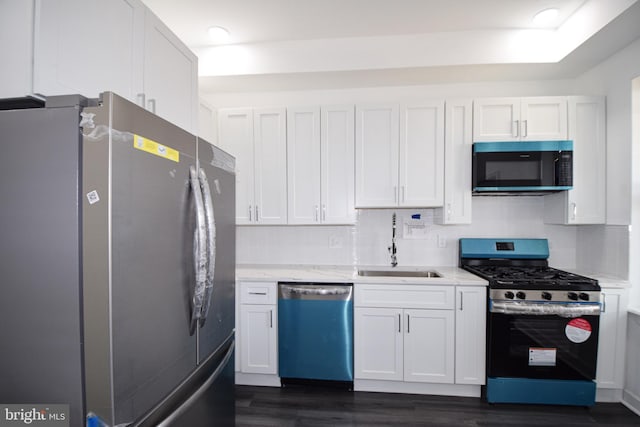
[472,141,573,194]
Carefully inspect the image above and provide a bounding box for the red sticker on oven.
[565,318,592,343]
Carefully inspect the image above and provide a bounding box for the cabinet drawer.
[355,284,455,309]
[239,281,277,305]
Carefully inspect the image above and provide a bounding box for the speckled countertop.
[236,264,488,286]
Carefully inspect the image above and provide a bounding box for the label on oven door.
[529,348,557,366]
[565,318,592,343]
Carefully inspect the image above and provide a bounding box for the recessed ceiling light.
[532,8,559,26]
[208,26,230,44]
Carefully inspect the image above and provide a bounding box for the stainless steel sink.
[357,270,442,278]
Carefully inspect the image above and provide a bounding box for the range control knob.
[567,292,579,301]
[579,292,590,301]
[516,291,526,300]
[541,292,552,301]
[504,291,515,299]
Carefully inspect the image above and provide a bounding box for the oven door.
[488,311,599,381]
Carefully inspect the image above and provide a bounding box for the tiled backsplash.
[237,196,581,268]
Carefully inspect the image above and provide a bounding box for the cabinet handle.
[322,204,326,222]
[459,292,464,311]
[571,203,577,221]
[447,203,452,220]
[248,205,252,222]
[249,291,267,295]
[407,314,410,333]
[270,309,273,328]
[398,314,401,333]
[315,205,319,222]
[136,93,146,108]
[522,120,528,138]
[401,186,406,203]
[255,206,259,221]
[601,293,606,313]
[147,98,156,114]
[513,120,519,137]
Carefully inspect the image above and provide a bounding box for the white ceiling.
[143,0,640,92]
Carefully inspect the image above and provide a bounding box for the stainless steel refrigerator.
[0,92,236,426]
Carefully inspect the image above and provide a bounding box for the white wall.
[572,38,640,300]
[236,197,576,268]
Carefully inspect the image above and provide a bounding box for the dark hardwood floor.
[235,385,640,426]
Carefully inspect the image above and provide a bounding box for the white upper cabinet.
[544,96,606,224]
[0,0,198,133]
[473,97,567,142]
[141,7,198,132]
[254,109,288,224]
[356,102,445,208]
[287,107,322,224]
[33,0,143,102]
[436,99,473,225]
[321,106,356,224]
[219,108,287,225]
[355,104,400,207]
[399,102,445,207]
[287,106,355,224]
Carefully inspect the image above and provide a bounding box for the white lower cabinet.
[354,284,485,392]
[238,282,278,375]
[354,307,454,383]
[455,286,486,384]
[596,286,629,398]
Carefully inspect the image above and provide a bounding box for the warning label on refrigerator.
[529,347,557,366]
[133,134,179,163]
[565,318,592,343]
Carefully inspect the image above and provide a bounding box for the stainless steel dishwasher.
[278,282,354,387]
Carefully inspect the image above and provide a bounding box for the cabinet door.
[33,0,143,100]
[472,98,520,142]
[455,287,486,385]
[321,105,356,224]
[567,96,606,224]
[354,307,403,381]
[544,97,605,224]
[404,309,454,384]
[287,107,321,224]
[240,304,277,374]
[142,8,198,132]
[0,0,36,98]
[218,108,254,224]
[399,102,444,207]
[355,104,399,207]
[254,108,288,224]
[437,99,472,224]
[596,288,628,389]
[520,97,567,141]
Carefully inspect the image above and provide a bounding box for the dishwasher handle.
[278,283,353,301]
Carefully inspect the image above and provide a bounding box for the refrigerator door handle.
[189,166,207,335]
[198,167,216,327]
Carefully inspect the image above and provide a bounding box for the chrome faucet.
[388,212,398,267]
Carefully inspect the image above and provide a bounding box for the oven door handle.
[490,300,601,317]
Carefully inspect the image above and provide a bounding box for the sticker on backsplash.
[402,212,432,239]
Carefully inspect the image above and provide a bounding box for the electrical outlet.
[437,235,447,248]
[329,235,343,249]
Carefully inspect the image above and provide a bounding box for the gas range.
[459,238,602,407]
[459,238,600,304]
